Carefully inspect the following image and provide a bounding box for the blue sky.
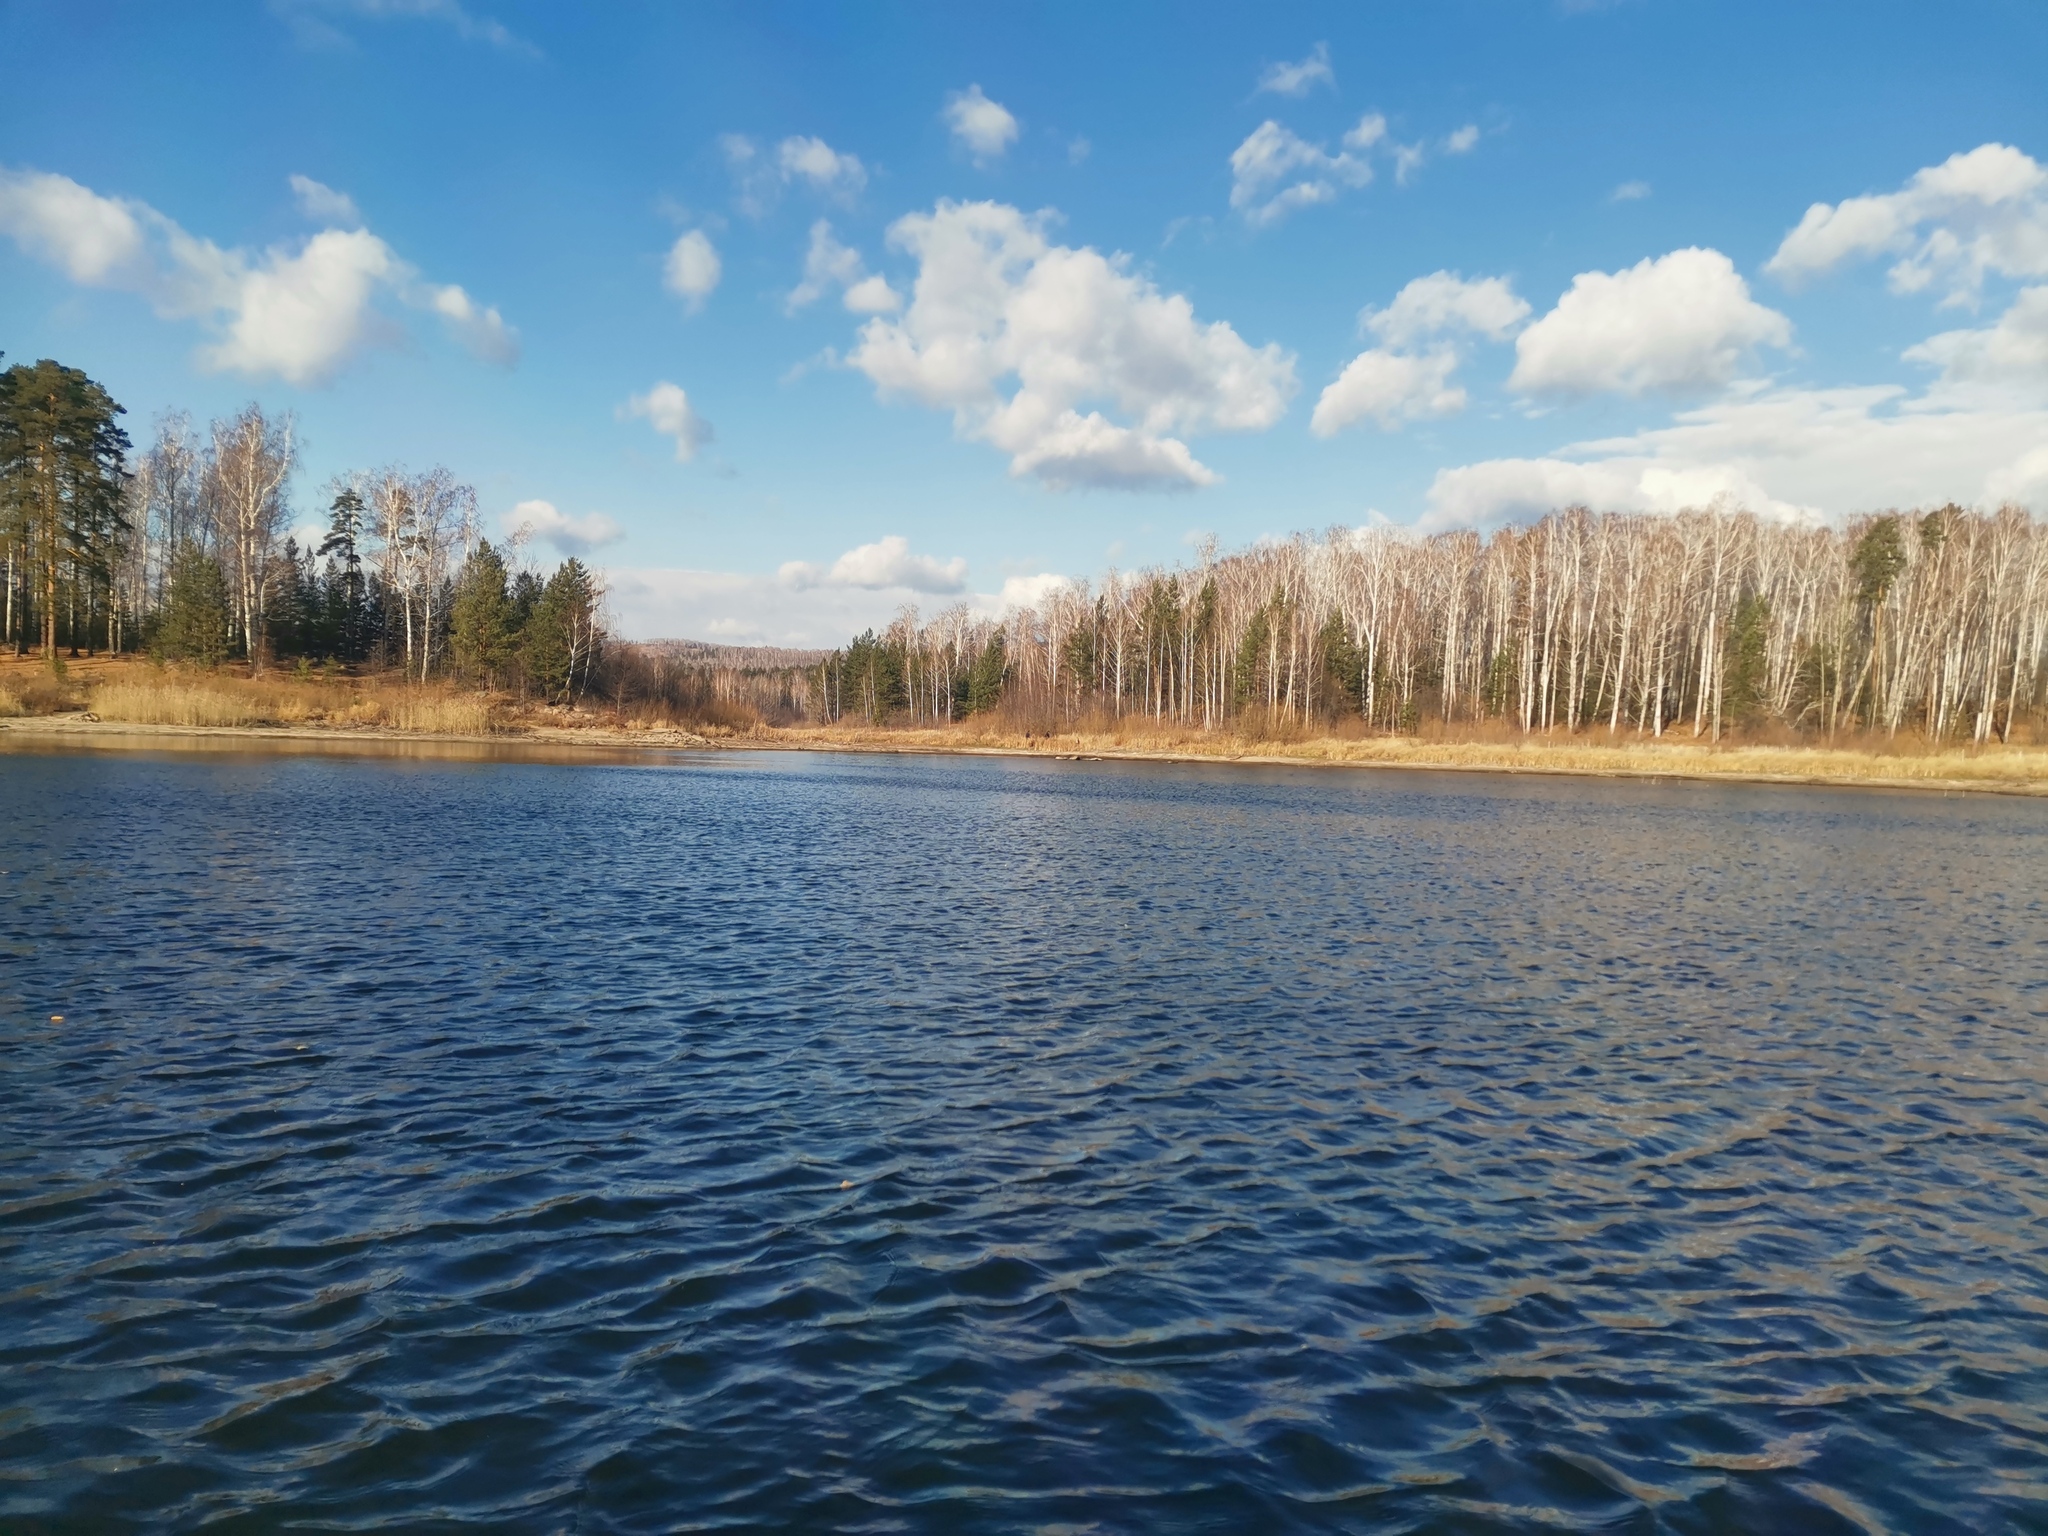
[4,0,2047,642]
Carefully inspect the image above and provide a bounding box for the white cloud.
[601,566,930,646]
[1611,180,1651,202]
[1068,137,1092,165]
[288,174,362,226]
[0,167,148,284]
[779,534,968,594]
[1905,285,2048,392]
[0,166,516,384]
[1315,273,1530,437]
[1424,381,2048,530]
[1444,125,1480,155]
[944,85,1019,165]
[622,381,714,462]
[504,498,623,555]
[1364,271,1529,348]
[1510,247,1792,396]
[847,199,1296,491]
[423,281,518,366]
[664,229,721,312]
[1228,117,1379,226]
[778,135,867,195]
[786,219,899,314]
[273,0,535,54]
[1257,43,1334,97]
[1312,347,1463,434]
[723,133,868,216]
[1765,143,2048,305]
[990,572,1071,612]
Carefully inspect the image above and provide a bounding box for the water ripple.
[2,748,2045,1532]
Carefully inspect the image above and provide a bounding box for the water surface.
[2,748,2044,1532]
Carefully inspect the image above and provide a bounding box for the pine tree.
[0,359,131,657]
[157,539,231,667]
[451,539,515,686]
[525,559,602,704]
[317,485,369,661]
[965,631,1006,715]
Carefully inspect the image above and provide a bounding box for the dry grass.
[757,718,2048,788]
[82,672,497,734]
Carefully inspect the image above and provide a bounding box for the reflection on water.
[2,750,2044,1532]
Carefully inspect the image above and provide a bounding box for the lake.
[2,746,2044,1532]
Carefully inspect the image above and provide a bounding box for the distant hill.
[635,639,832,669]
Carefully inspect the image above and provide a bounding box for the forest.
[6,355,2047,746]
[0,358,602,702]
[817,505,2048,744]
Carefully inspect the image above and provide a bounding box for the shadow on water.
[2,747,2045,1532]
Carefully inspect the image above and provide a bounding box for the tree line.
[0,358,603,701]
[819,506,2048,743]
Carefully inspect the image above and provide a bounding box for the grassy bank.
[4,655,2046,791]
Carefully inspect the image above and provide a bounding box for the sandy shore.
[5,711,2047,796]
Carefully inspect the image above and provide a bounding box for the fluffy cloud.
[664,229,720,312]
[779,534,968,594]
[1313,348,1463,434]
[1313,272,1529,436]
[722,133,868,216]
[1906,285,2048,395]
[1444,125,1480,155]
[1228,116,1381,226]
[622,381,714,462]
[1364,271,1529,348]
[1257,43,1333,97]
[288,174,362,226]
[1611,180,1652,203]
[944,85,1019,165]
[846,199,1295,490]
[1765,142,2048,305]
[785,220,900,314]
[0,166,516,385]
[1509,248,1791,396]
[504,498,623,555]
[1423,382,2048,531]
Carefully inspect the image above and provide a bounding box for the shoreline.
[4,712,2046,797]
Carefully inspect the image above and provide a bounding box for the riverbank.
[4,707,2046,796]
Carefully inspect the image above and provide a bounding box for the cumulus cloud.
[1444,125,1480,155]
[0,166,516,384]
[1313,348,1464,434]
[1257,43,1334,97]
[504,498,623,555]
[846,199,1295,491]
[1314,272,1530,436]
[1509,247,1791,396]
[288,174,362,226]
[722,132,868,216]
[1765,142,2048,305]
[622,381,714,462]
[664,229,721,312]
[779,535,969,594]
[1228,116,1381,226]
[1364,271,1529,348]
[1423,381,2048,531]
[1611,180,1651,202]
[991,572,1071,612]
[944,85,1019,165]
[1904,285,2048,393]
[785,220,900,315]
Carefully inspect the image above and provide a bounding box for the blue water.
[2,745,2045,1533]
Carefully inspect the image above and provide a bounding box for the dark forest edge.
[4,358,2047,766]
